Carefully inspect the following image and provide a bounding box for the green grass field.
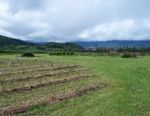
[0,54,150,116]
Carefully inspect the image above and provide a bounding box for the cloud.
[0,0,150,42]
[78,19,150,41]
[78,20,135,41]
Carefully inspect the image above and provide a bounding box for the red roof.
[110,50,117,53]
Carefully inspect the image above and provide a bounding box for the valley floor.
[0,54,150,116]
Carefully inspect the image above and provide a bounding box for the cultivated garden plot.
[0,59,106,115]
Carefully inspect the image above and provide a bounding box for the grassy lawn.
[0,54,150,116]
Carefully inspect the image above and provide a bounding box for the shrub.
[49,51,74,56]
[70,51,74,55]
[49,53,53,55]
[57,52,60,55]
[121,52,131,58]
[131,53,137,58]
[56,51,62,55]
[59,51,62,55]
[67,52,70,55]
[62,51,66,55]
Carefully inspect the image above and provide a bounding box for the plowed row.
[0,65,78,76]
[0,59,106,115]
[0,74,93,94]
[0,83,106,116]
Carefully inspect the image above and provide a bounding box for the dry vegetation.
[0,59,105,115]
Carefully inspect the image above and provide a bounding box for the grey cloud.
[6,0,44,14]
[0,0,150,42]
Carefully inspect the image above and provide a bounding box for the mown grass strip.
[0,68,89,83]
[0,83,106,116]
[0,61,72,69]
[0,75,93,94]
[1,62,73,71]
[1,65,48,71]
[0,65,78,76]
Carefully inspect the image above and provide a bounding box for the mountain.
[3,33,150,51]
[73,40,150,49]
[45,42,83,50]
[0,35,83,52]
[24,40,48,45]
[0,35,35,46]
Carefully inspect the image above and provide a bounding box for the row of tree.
[118,45,150,52]
[49,51,75,55]
[76,45,150,53]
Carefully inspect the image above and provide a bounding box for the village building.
[92,44,98,50]
[109,49,117,53]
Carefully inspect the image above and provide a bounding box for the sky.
[0,0,150,42]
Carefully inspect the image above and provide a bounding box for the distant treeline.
[0,50,45,54]
[49,51,74,55]
[117,45,150,52]
[76,45,150,53]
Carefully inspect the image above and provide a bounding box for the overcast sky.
[0,0,150,42]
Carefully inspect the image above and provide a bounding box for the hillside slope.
[0,35,35,46]
[45,42,83,50]
[0,35,83,52]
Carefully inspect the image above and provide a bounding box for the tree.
[127,45,129,50]
[0,45,3,51]
[140,47,147,52]
[129,46,131,51]
[148,46,150,51]
[118,48,123,52]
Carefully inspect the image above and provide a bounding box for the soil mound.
[22,53,35,57]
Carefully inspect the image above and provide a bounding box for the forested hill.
[0,35,35,46]
[45,42,83,50]
[0,35,83,51]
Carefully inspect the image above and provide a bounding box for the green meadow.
[0,54,150,116]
